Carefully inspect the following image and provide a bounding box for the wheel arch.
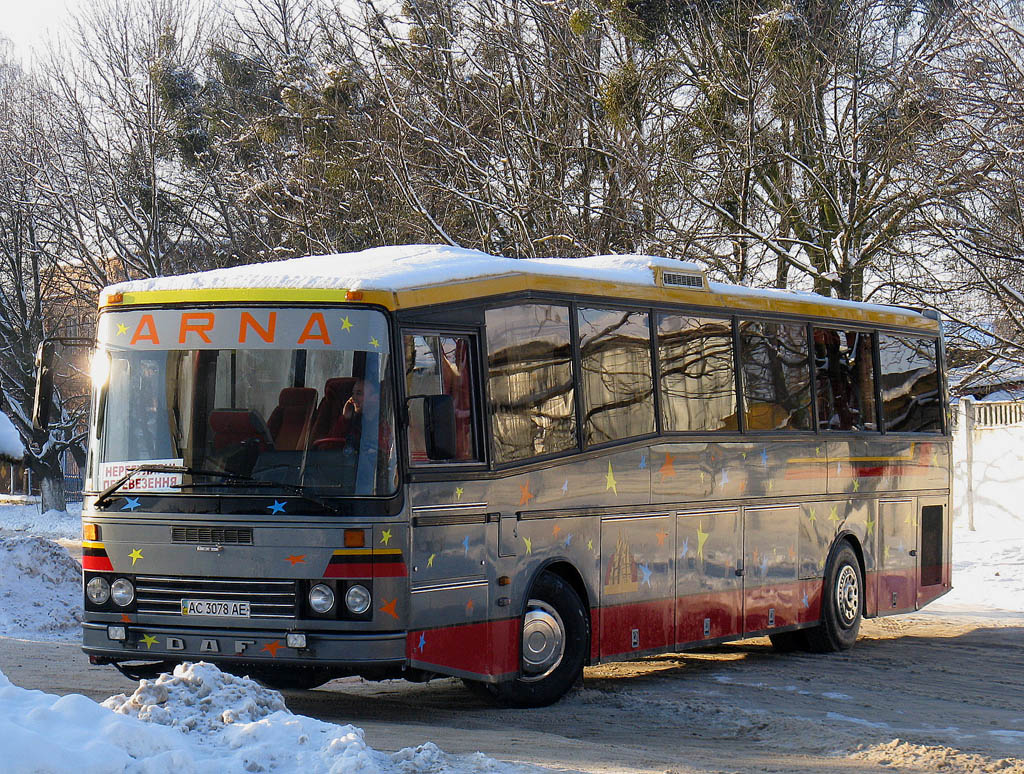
[524,558,593,662]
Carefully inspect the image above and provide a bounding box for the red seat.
[209,410,273,451]
[267,387,318,450]
[310,377,356,444]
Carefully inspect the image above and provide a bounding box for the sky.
[0,0,77,63]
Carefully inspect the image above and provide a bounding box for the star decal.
[340,316,353,331]
[465,599,474,614]
[866,515,875,537]
[129,548,143,566]
[680,537,689,558]
[418,632,426,651]
[564,533,573,547]
[561,479,569,495]
[455,487,464,501]
[696,522,710,560]
[802,591,810,609]
[286,554,306,565]
[122,497,141,512]
[552,524,562,537]
[852,479,860,492]
[760,447,768,466]
[638,454,647,470]
[267,500,287,515]
[462,535,470,555]
[427,553,435,567]
[261,640,283,658]
[659,453,676,479]
[381,529,393,546]
[656,530,669,547]
[760,554,769,576]
[116,322,129,336]
[370,337,380,349]
[605,462,617,495]
[120,613,133,623]
[639,563,653,587]
[829,506,840,527]
[815,446,822,456]
[519,482,534,506]
[808,507,817,523]
[141,634,158,649]
[719,468,729,486]
[587,538,594,552]
[523,536,532,554]
[380,598,398,619]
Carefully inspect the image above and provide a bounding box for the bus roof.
[100,244,939,331]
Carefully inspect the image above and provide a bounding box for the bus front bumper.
[82,621,407,670]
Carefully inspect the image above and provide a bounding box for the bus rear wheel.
[805,542,862,653]
[491,571,589,708]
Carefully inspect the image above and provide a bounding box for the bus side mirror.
[424,394,457,460]
[32,342,54,431]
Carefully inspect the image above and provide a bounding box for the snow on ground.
[0,533,82,640]
[0,500,82,541]
[1,662,548,774]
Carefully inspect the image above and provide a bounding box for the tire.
[490,571,590,708]
[768,629,809,652]
[805,542,863,653]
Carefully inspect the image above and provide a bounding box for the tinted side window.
[486,305,577,463]
[813,329,877,431]
[739,320,813,431]
[578,307,655,445]
[878,334,942,433]
[404,334,480,464]
[657,314,737,432]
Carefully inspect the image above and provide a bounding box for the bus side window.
[813,328,878,431]
[578,307,655,445]
[404,333,481,464]
[878,334,942,433]
[739,320,813,431]
[657,314,737,432]
[485,304,577,463]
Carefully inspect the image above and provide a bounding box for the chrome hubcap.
[835,565,860,627]
[521,599,565,681]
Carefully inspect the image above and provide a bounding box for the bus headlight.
[345,584,371,615]
[308,584,335,614]
[110,578,135,607]
[86,577,110,605]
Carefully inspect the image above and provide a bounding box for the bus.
[67,244,950,707]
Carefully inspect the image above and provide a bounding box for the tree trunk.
[36,461,67,514]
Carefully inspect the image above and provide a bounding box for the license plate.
[180,599,250,618]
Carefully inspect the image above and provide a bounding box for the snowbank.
[0,502,82,541]
[0,662,546,774]
[0,535,82,640]
[0,412,24,460]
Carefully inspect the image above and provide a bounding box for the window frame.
[399,325,489,470]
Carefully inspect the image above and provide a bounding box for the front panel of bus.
[81,305,411,676]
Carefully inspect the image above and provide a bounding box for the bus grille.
[134,576,297,619]
[171,526,253,545]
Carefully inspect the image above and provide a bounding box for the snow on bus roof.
[104,243,928,320]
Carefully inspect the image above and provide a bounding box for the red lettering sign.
[239,312,277,344]
[179,313,216,344]
[130,315,160,345]
[297,313,332,345]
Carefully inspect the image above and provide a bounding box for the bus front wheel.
[491,571,589,708]
[805,542,862,653]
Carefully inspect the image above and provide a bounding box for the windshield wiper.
[176,476,344,515]
[93,464,252,508]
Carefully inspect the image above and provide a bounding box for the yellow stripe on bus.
[100,276,938,331]
[82,540,106,549]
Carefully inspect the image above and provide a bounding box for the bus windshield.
[87,307,396,498]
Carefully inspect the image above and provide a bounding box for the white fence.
[953,399,1024,529]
